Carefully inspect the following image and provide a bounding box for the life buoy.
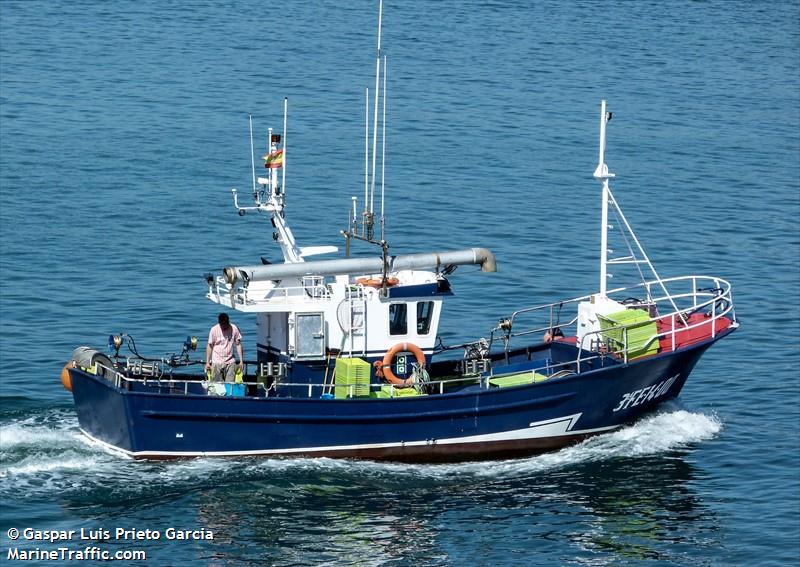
[380,342,425,387]
[60,361,74,392]
[356,277,400,288]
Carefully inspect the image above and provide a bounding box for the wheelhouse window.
[417,301,434,335]
[389,303,407,335]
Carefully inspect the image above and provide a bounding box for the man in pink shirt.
[205,313,244,382]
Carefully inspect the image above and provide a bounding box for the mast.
[592,100,682,317]
[232,103,302,263]
[267,127,273,208]
[273,97,301,262]
[380,55,387,241]
[282,97,288,201]
[249,115,257,197]
[370,0,383,218]
[343,0,388,254]
[593,100,614,298]
[359,0,383,241]
[365,86,369,234]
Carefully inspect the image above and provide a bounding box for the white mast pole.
[599,140,609,296]
[370,0,383,215]
[268,127,275,199]
[365,87,370,224]
[593,100,613,298]
[597,99,607,172]
[249,115,257,196]
[380,55,387,241]
[282,97,288,198]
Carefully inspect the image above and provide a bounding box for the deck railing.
[88,349,610,401]
[88,274,735,399]
[209,280,333,307]
[90,362,497,398]
[584,276,734,369]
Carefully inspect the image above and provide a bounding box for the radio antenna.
[380,55,387,241]
[364,86,369,233]
[249,115,256,196]
[282,97,288,198]
[370,0,383,217]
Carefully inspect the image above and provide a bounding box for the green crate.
[334,358,371,399]
[598,309,659,360]
[489,371,548,388]
[374,384,425,398]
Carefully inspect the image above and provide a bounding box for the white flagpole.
[282,97,288,197]
[249,115,256,196]
[380,55,387,241]
[365,87,370,224]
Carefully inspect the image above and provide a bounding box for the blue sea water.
[1,0,798,565]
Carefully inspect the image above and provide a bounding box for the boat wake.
[0,406,722,505]
[0,410,107,483]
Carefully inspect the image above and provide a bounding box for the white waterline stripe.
[80,416,621,459]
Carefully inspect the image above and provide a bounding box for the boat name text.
[612,374,679,412]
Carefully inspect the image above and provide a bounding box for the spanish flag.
[263,149,284,169]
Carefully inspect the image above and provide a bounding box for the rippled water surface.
[1,1,798,565]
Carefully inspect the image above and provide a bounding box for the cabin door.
[294,312,326,359]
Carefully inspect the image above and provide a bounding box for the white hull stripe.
[79,414,620,458]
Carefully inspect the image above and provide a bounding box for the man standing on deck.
[205,313,244,382]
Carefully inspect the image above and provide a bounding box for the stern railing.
[208,278,333,307]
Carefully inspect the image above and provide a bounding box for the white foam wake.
[0,409,722,500]
[240,409,723,480]
[0,417,82,451]
[439,409,722,479]
[0,412,100,479]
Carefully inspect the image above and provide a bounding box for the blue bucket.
[225,383,246,397]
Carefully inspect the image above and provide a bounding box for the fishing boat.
[62,8,737,462]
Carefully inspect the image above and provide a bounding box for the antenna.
[249,115,256,197]
[231,103,300,264]
[282,97,288,199]
[365,86,369,231]
[267,127,274,205]
[380,55,387,241]
[341,0,388,262]
[370,0,383,217]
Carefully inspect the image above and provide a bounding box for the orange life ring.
[356,277,400,288]
[380,342,425,387]
[60,361,74,392]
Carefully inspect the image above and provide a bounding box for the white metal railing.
[209,280,333,307]
[90,362,262,395]
[89,330,714,401]
[88,275,735,399]
[575,276,735,370]
[506,275,734,337]
[89,360,581,399]
[498,275,735,371]
[89,361,489,398]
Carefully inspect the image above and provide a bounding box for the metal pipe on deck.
[223,247,496,285]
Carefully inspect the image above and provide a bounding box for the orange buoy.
[60,362,73,392]
[381,342,425,387]
[356,277,400,288]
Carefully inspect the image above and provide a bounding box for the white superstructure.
[207,100,494,362]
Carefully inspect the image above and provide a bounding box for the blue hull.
[69,336,726,462]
